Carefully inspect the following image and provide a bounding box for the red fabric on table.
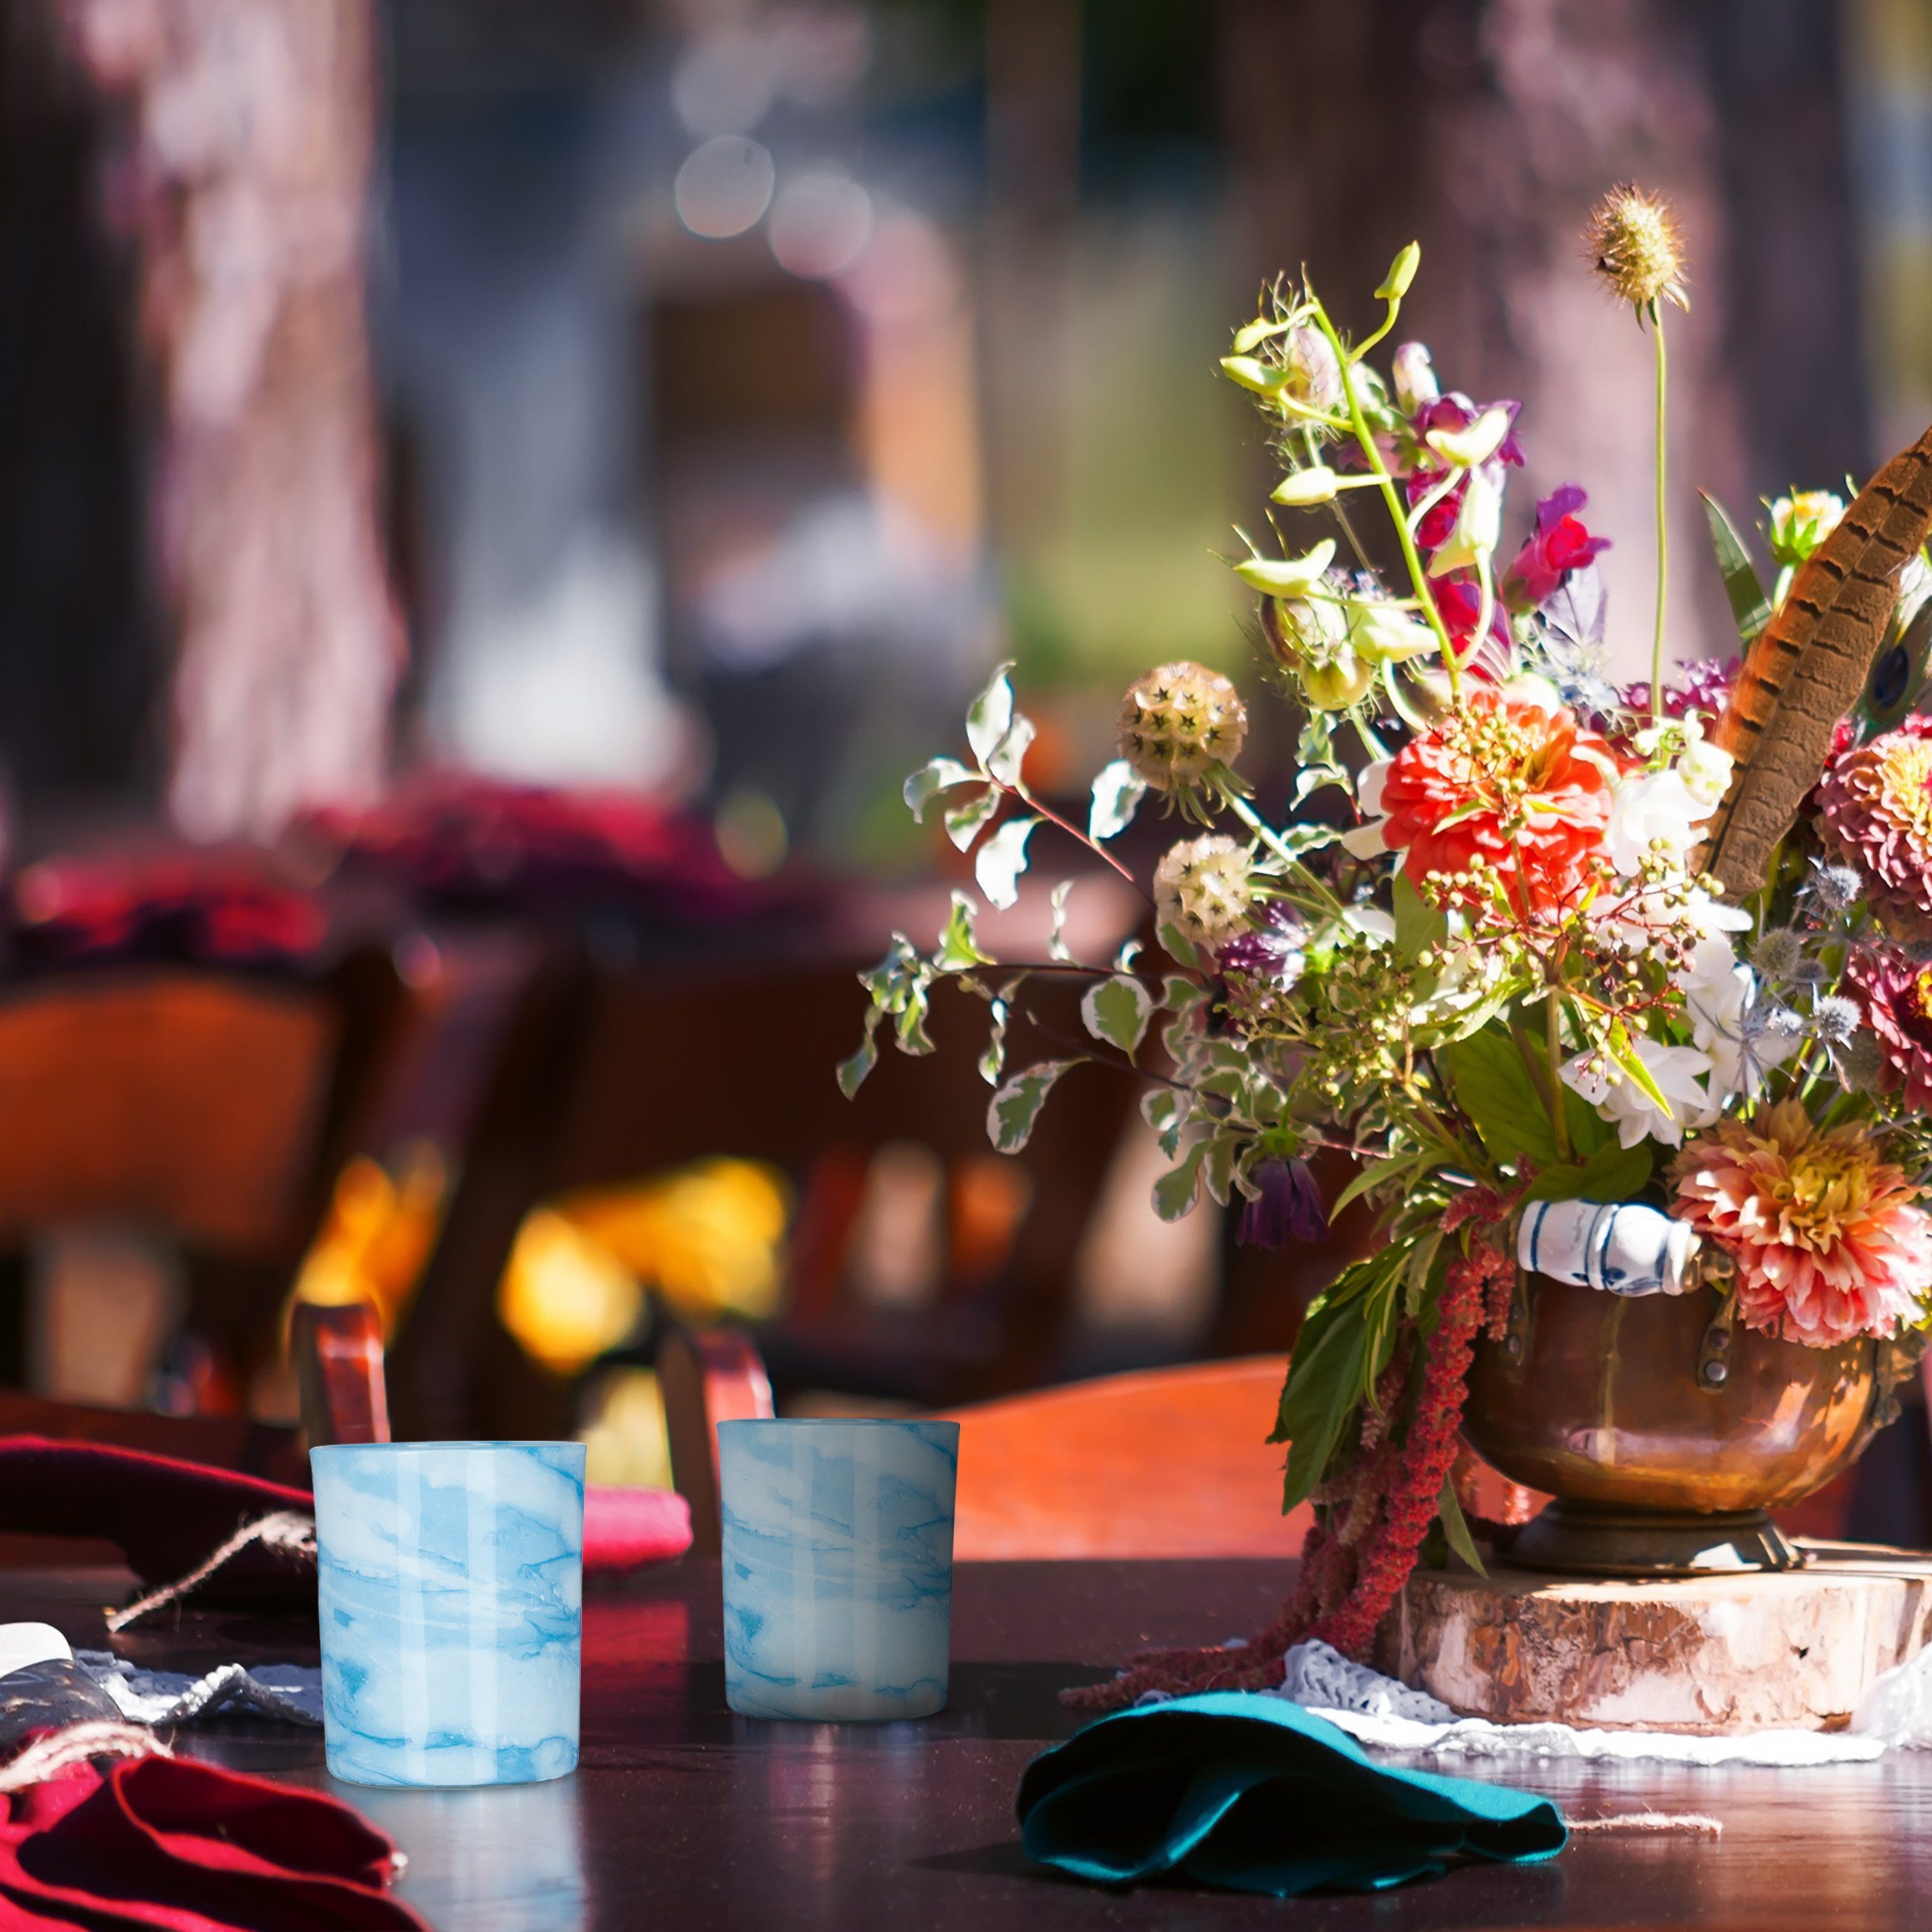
[0,1754,426,1930]
[0,1438,691,1602]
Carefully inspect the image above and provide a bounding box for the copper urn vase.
[1462,1262,1913,1576]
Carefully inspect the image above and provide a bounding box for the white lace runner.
[1244,1638,1932,1768]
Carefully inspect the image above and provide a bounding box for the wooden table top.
[11,1557,1932,1930]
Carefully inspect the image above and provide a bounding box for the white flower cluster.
[1560,721,1797,1148]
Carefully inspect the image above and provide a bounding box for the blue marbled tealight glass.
[719,1419,959,1721]
[310,1441,585,1788]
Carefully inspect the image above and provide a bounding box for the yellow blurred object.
[497,1208,645,1377]
[577,1367,674,1491]
[560,1158,790,1324]
[291,1143,447,1339]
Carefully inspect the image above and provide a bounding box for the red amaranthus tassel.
[1064,1233,1509,1713]
[1298,1242,1493,1658]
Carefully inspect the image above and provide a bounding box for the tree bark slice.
[1390,1555,1932,1733]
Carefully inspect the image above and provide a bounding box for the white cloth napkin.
[75,1651,321,1728]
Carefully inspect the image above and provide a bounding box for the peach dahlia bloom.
[1669,1101,1932,1347]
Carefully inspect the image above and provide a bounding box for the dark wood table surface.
[11,1558,1932,1930]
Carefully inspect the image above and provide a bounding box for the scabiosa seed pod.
[1583,182,1690,312]
[1154,835,1254,949]
[1117,661,1248,796]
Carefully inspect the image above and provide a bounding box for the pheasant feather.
[1702,423,1932,898]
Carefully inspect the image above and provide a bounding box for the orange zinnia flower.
[1368,689,1618,913]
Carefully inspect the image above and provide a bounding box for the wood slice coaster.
[1386,1545,1932,1734]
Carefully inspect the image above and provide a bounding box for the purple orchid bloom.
[1238,1158,1330,1249]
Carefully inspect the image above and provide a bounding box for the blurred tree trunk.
[1217,0,1867,681]
[63,0,401,841]
[0,2,158,844]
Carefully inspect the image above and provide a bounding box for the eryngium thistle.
[1118,662,1248,795]
[1154,835,1254,949]
[1749,928,1804,984]
[1583,183,1689,312]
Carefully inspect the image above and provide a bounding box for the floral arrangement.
[843,186,1932,1693]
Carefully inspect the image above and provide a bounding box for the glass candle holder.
[310,1441,585,1788]
[718,1418,959,1721]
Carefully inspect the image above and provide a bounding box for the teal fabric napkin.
[1017,1691,1566,1897]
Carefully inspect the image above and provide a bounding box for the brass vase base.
[1507,1500,1805,1578]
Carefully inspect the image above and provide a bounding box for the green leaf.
[1201,1131,1239,1208]
[1441,1024,1611,1168]
[1088,759,1148,841]
[1160,974,1210,1014]
[1438,1028,1562,1167]
[1329,1149,1425,1217]
[1141,1088,1186,1158]
[1606,1017,1671,1115]
[903,757,978,823]
[986,714,1035,786]
[894,980,935,1055]
[1392,872,1446,961]
[986,1058,1081,1152]
[1272,1249,1404,1512]
[934,890,991,971]
[1700,491,1773,645]
[1081,974,1154,1055]
[1291,763,1349,808]
[943,786,1000,854]
[1157,921,1201,969]
[1436,1475,1488,1577]
[965,661,1017,767]
[1152,1140,1208,1221]
[1404,1226,1444,1318]
[1275,1302,1371,1512]
[1521,1140,1654,1204]
[836,1008,884,1099]
[974,814,1038,909]
[977,997,1010,1088]
[1048,881,1075,963]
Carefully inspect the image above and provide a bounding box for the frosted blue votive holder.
[310,1441,586,1788]
[719,1418,959,1721]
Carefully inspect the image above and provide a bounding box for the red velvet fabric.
[0,1755,426,1929]
[0,1438,691,1602]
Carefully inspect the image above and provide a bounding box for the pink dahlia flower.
[1670,1100,1932,1347]
[1847,944,1932,1112]
[1816,715,1932,940]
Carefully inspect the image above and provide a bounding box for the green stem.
[1545,983,1572,1161]
[1303,426,1374,574]
[997,778,1149,900]
[1306,305,1462,697]
[1218,783,1346,917]
[1650,297,1669,723]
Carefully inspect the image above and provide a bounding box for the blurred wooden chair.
[0,946,416,1432]
[389,878,1146,1440]
[0,1300,387,1539]
[658,1324,1315,1559]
